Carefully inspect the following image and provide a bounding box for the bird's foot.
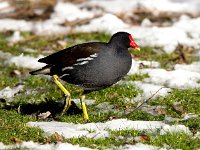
[61,95,71,116]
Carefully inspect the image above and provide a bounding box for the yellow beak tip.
[135,48,140,51]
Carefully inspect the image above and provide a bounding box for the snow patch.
[0,19,69,35]
[28,119,191,141]
[118,143,159,150]
[160,125,192,135]
[33,21,70,35]
[73,99,95,105]
[86,0,200,14]
[0,141,92,150]
[75,14,129,33]
[0,85,24,99]
[141,69,200,89]
[0,19,32,32]
[128,59,160,75]
[5,54,45,69]
[131,81,171,102]
[175,61,200,73]
[28,119,162,139]
[51,2,94,23]
[130,26,188,53]
[0,1,14,14]
[7,31,24,43]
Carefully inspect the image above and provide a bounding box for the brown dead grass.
[116,6,200,26]
[0,0,56,20]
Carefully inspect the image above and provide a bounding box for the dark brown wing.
[38,42,103,67]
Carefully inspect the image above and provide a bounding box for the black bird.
[30,32,140,121]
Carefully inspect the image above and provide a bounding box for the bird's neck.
[108,41,127,50]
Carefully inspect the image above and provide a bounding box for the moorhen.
[30,32,140,121]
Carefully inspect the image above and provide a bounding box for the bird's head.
[109,32,140,51]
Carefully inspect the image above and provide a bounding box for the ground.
[0,0,200,149]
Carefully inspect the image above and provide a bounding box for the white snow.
[95,102,119,113]
[0,51,12,60]
[7,31,24,43]
[84,0,137,13]
[28,121,109,139]
[32,21,70,35]
[0,1,14,14]
[0,141,92,150]
[28,118,191,140]
[127,59,200,102]
[139,0,200,14]
[86,0,200,14]
[128,60,141,75]
[160,124,192,135]
[28,119,165,139]
[175,61,200,73]
[0,19,32,32]
[183,113,199,120]
[130,26,189,53]
[0,141,163,150]
[131,81,171,102]
[128,59,160,75]
[0,85,24,99]
[26,119,192,149]
[0,19,69,35]
[75,14,129,33]
[118,143,159,150]
[0,121,192,149]
[0,2,93,35]
[73,99,95,105]
[127,16,200,53]
[51,2,94,23]
[5,54,45,69]
[138,60,160,68]
[164,113,199,123]
[141,68,200,89]
[0,1,199,52]
[75,14,200,53]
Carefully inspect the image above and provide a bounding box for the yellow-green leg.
[80,95,89,121]
[53,75,71,116]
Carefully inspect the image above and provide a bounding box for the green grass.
[0,31,199,149]
[150,89,200,118]
[150,132,200,149]
[125,73,149,81]
[0,61,21,89]
[0,109,45,144]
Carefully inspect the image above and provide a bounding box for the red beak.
[129,35,140,51]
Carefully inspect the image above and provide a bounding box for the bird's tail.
[29,65,51,75]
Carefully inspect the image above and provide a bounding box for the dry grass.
[0,0,56,20]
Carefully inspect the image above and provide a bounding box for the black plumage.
[30,32,139,94]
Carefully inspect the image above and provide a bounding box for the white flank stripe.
[90,53,98,58]
[74,61,89,66]
[77,57,93,62]
[62,66,74,71]
[60,73,69,78]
